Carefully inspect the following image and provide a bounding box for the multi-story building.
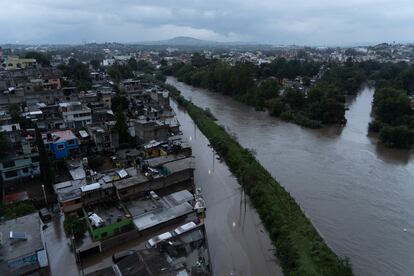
[1,56,37,70]
[59,102,91,129]
[0,124,40,184]
[133,117,170,144]
[87,121,119,153]
[43,130,80,160]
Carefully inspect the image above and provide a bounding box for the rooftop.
[43,130,77,143]
[85,203,131,227]
[0,213,43,261]
[133,202,193,231]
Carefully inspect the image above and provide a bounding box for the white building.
[59,102,91,129]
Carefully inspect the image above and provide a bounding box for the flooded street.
[168,77,414,276]
[172,100,283,276]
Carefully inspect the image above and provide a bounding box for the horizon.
[2,1,414,46]
[0,36,407,48]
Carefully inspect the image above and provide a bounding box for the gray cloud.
[0,0,413,45]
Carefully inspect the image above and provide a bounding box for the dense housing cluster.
[0,47,211,276]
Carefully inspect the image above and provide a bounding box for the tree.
[90,59,101,71]
[268,98,285,116]
[25,51,50,67]
[127,57,138,71]
[111,96,129,112]
[64,215,86,239]
[58,59,92,91]
[283,88,306,110]
[303,76,311,87]
[379,125,414,148]
[8,104,30,129]
[35,126,54,187]
[114,107,130,144]
[4,202,36,219]
[0,133,11,157]
[373,87,411,125]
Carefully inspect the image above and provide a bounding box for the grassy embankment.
[163,82,353,276]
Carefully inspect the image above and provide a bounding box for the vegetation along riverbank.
[160,80,353,276]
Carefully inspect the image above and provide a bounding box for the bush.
[64,215,86,239]
[2,201,36,220]
[379,125,414,148]
[281,110,322,128]
[368,120,383,133]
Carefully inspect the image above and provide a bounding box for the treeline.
[163,82,353,276]
[367,62,414,148]
[164,54,368,127]
[58,58,92,91]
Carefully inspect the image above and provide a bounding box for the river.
[167,77,414,276]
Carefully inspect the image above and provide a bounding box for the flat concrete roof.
[133,202,193,231]
[124,198,159,217]
[113,172,149,190]
[162,157,195,174]
[0,213,43,261]
[162,190,193,208]
[145,154,188,167]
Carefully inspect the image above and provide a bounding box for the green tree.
[35,126,54,187]
[283,88,306,110]
[111,96,129,112]
[8,104,30,129]
[58,59,92,91]
[3,202,36,219]
[90,59,101,71]
[114,107,130,144]
[25,51,50,67]
[379,125,414,148]
[0,133,11,157]
[373,87,411,125]
[268,98,285,116]
[127,57,138,71]
[64,215,86,239]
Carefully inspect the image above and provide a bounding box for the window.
[4,170,18,178]
[22,167,29,173]
[2,161,15,168]
[31,156,40,163]
[57,144,65,150]
[67,139,76,145]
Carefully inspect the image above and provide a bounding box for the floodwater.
[172,100,283,276]
[167,77,414,276]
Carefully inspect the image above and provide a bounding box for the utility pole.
[41,184,48,207]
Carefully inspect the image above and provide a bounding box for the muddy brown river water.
[168,77,414,276]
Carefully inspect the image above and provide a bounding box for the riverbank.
[162,82,353,275]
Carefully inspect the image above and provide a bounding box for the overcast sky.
[0,0,413,45]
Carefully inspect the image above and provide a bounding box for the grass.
[166,84,353,276]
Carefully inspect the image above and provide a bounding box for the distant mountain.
[139,36,263,47]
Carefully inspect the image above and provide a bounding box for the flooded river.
[168,77,414,276]
[172,100,283,276]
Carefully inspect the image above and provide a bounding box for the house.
[43,130,80,160]
[0,124,40,184]
[83,203,133,241]
[0,213,49,275]
[1,56,37,70]
[133,117,170,144]
[59,102,92,129]
[87,122,119,153]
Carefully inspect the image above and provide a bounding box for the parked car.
[39,208,52,223]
